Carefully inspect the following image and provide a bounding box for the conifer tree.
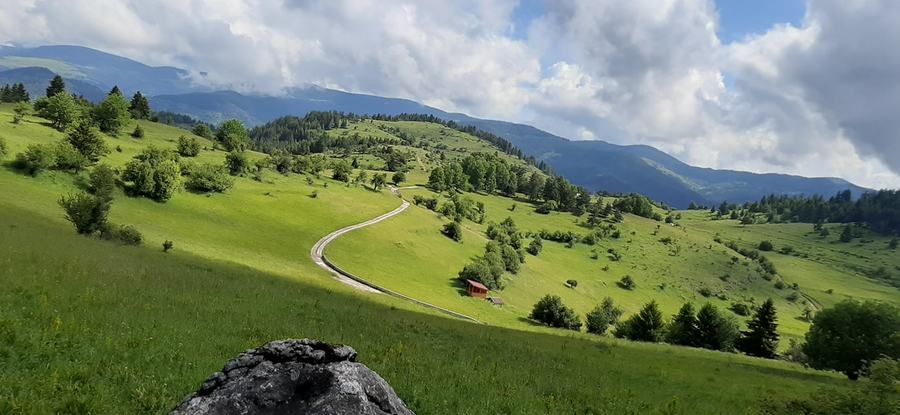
[46,75,66,97]
[736,299,779,358]
[109,85,122,96]
[666,303,699,346]
[696,303,739,351]
[129,91,151,119]
[614,300,666,342]
[67,120,109,162]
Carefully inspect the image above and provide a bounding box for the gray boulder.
[171,339,415,415]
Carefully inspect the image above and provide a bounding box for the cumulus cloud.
[0,0,898,188]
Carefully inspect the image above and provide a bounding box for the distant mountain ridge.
[0,44,870,207]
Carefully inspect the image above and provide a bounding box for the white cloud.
[0,0,898,188]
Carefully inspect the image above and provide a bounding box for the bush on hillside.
[177,135,201,157]
[530,295,582,330]
[0,136,7,159]
[186,163,233,193]
[58,191,110,235]
[442,221,462,242]
[526,237,543,256]
[758,240,774,251]
[53,141,89,172]
[226,151,250,176]
[100,223,143,245]
[535,201,556,214]
[618,275,636,290]
[15,143,57,175]
[131,124,145,139]
[122,146,181,202]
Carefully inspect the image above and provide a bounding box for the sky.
[1,0,899,189]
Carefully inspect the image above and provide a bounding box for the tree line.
[530,293,900,381]
[712,190,900,235]
[0,83,29,103]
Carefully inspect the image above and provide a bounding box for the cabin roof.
[465,279,488,291]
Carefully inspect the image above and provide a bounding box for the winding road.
[309,186,481,323]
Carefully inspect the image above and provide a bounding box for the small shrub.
[729,303,751,316]
[618,275,636,290]
[100,223,143,245]
[162,240,174,253]
[786,292,800,302]
[131,124,145,138]
[53,141,89,172]
[774,279,786,289]
[442,221,462,242]
[526,237,543,256]
[565,279,578,288]
[0,136,6,159]
[535,201,556,214]
[698,287,712,297]
[779,246,795,255]
[186,163,234,193]
[58,192,110,235]
[758,240,774,251]
[15,143,56,175]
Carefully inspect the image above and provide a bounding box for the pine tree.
[696,303,739,351]
[736,299,779,358]
[14,83,29,102]
[129,91,151,119]
[46,75,66,97]
[109,85,122,96]
[67,120,109,162]
[614,300,666,342]
[665,303,699,346]
[0,84,10,102]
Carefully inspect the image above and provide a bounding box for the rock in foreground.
[171,339,414,415]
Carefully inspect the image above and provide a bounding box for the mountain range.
[0,45,869,206]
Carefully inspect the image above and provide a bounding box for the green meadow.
[0,104,890,413]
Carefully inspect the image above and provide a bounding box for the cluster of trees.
[457,217,525,290]
[533,292,900,381]
[14,119,108,175]
[724,190,900,235]
[532,296,780,357]
[427,155,592,215]
[0,83,29,102]
[367,113,547,172]
[58,163,142,246]
[32,76,151,137]
[249,112,383,154]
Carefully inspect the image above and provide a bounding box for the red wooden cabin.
[465,279,489,299]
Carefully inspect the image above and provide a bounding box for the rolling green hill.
[0,103,894,413]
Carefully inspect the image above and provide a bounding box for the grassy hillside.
[328,186,900,344]
[0,103,888,413]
